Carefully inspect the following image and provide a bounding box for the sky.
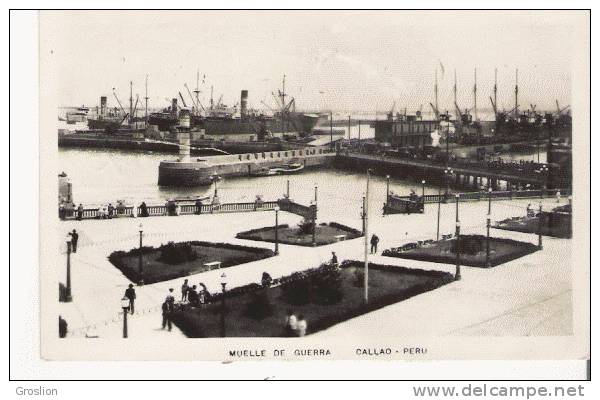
[42,10,580,113]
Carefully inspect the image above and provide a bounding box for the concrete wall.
[158,146,335,186]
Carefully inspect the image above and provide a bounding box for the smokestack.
[100,96,107,117]
[240,90,248,118]
[171,98,178,119]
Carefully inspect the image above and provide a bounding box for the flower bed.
[169,261,454,337]
[493,212,572,239]
[235,222,363,247]
[108,241,275,284]
[382,235,539,268]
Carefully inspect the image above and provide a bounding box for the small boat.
[270,162,304,174]
[250,167,277,177]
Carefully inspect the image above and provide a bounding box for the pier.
[158,145,335,186]
[336,151,554,191]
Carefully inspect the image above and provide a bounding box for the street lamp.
[444,167,454,196]
[538,203,543,249]
[211,175,221,197]
[486,188,492,268]
[65,234,73,302]
[138,223,144,277]
[274,206,280,255]
[121,296,130,338]
[220,272,228,337]
[386,175,391,201]
[421,180,426,199]
[538,164,549,198]
[454,194,461,280]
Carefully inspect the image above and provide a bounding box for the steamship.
[149,84,319,139]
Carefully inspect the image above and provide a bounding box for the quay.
[336,151,555,191]
[59,132,308,155]
[158,145,336,186]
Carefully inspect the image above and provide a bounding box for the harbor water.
[59,147,547,227]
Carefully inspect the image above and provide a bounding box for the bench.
[203,261,222,270]
[334,234,347,242]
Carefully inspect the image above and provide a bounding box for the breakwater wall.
[158,146,336,186]
[58,134,307,155]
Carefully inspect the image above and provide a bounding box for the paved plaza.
[56,196,572,339]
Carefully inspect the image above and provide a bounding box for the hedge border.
[381,234,539,268]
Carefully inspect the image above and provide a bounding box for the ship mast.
[434,69,439,119]
[144,75,149,126]
[210,85,214,110]
[514,68,519,118]
[194,68,201,115]
[453,69,457,105]
[129,81,133,125]
[493,68,497,115]
[473,68,478,121]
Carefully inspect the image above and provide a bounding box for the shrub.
[244,289,274,320]
[311,266,344,305]
[297,219,315,235]
[281,272,312,305]
[353,269,365,287]
[451,235,484,255]
[157,241,198,265]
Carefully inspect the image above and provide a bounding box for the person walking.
[107,203,114,219]
[330,251,338,267]
[187,285,199,306]
[296,314,307,337]
[370,234,379,254]
[181,279,189,302]
[166,288,175,304]
[76,204,84,221]
[161,299,173,331]
[139,201,149,217]
[69,229,79,253]
[284,310,297,337]
[124,283,136,314]
[58,315,68,338]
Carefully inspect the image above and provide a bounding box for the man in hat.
[125,283,136,314]
[69,229,79,253]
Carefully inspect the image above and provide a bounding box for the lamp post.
[364,169,371,304]
[65,234,73,302]
[538,203,543,249]
[286,179,290,198]
[138,223,144,276]
[538,164,548,198]
[220,273,228,337]
[385,175,390,213]
[274,206,280,255]
[436,184,442,241]
[444,167,453,196]
[421,180,426,199]
[314,185,318,204]
[455,194,461,281]
[121,296,129,338]
[211,175,221,197]
[486,187,492,268]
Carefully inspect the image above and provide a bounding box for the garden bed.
[108,241,275,284]
[381,234,539,268]
[235,222,363,247]
[493,212,572,239]
[169,261,454,337]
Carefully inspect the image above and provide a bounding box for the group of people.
[283,311,308,337]
[180,279,209,307]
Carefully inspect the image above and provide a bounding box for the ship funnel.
[100,96,107,117]
[240,90,248,118]
[171,98,178,119]
[178,131,191,163]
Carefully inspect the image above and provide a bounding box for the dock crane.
[184,83,205,112]
[112,88,129,124]
[178,92,188,108]
[429,102,439,119]
[556,100,570,115]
